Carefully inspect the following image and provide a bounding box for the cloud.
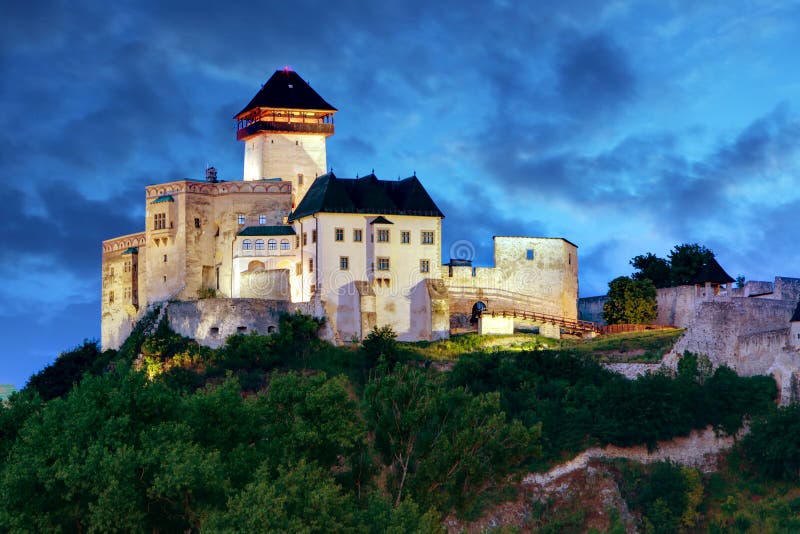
[556,32,636,115]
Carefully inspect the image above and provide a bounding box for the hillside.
[0,312,792,532]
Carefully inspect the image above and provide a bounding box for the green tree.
[205,460,356,533]
[273,311,325,368]
[602,276,658,325]
[630,253,672,288]
[668,243,714,286]
[362,325,400,367]
[742,404,800,480]
[25,340,113,400]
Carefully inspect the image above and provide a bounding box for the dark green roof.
[121,247,138,255]
[370,216,393,225]
[238,226,296,237]
[791,301,800,322]
[289,173,445,222]
[693,257,735,285]
[236,69,337,117]
[151,195,175,204]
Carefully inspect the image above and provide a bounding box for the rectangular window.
[312,229,317,243]
[340,256,349,270]
[153,213,166,230]
[237,214,246,225]
[124,287,131,299]
[298,173,304,186]
[377,257,390,271]
[194,217,201,228]
[335,228,344,242]
[308,258,314,272]
[163,254,168,263]
[109,267,114,277]
[353,228,363,242]
[377,229,390,243]
[420,259,430,273]
[401,231,410,244]
[259,214,267,224]
[108,291,114,304]
[421,231,435,245]
[302,232,307,246]
[296,263,302,275]
[526,249,534,260]
[295,236,300,248]
[123,262,131,273]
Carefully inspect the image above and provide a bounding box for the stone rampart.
[166,298,317,348]
[578,295,607,323]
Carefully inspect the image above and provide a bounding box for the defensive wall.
[165,298,319,348]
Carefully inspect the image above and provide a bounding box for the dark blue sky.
[3,1,800,387]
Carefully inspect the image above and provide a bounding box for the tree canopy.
[629,243,715,288]
[603,276,658,325]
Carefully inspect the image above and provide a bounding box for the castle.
[101,69,580,349]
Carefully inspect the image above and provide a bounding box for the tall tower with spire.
[235,68,336,203]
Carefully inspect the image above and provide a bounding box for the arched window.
[255,239,265,250]
[268,239,277,250]
[280,239,290,250]
[242,239,252,250]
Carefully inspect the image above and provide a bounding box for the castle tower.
[235,68,337,203]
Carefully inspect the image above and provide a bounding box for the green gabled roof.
[121,247,138,255]
[151,195,175,204]
[289,172,444,222]
[237,225,296,237]
[693,257,735,285]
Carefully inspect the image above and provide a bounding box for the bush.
[361,325,399,367]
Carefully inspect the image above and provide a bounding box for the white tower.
[235,68,337,204]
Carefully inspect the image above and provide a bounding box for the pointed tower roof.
[791,300,800,322]
[235,68,337,118]
[693,257,735,285]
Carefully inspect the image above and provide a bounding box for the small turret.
[205,166,218,183]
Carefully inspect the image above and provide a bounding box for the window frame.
[334,228,344,242]
[377,257,390,271]
[377,229,390,243]
[421,230,435,245]
[353,228,363,242]
[339,256,349,270]
[401,231,410,244]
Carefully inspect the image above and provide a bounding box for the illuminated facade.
[102,69,579,348]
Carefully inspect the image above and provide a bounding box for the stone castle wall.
[166,298,319,349]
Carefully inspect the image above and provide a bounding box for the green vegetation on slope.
[0,315,780,531]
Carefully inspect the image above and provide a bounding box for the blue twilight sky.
[2,1,800,387]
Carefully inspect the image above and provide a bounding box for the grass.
[700,450,800,533]
[396,328,684,364]
[562,328,684,363]
[397,333,555,361]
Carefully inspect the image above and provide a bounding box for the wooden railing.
[599,323,675,335]
[483,308,600,334]
[237,120,334,140]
